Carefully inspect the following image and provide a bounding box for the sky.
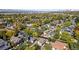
[0,0,79,10]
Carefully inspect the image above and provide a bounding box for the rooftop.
[52,41,68,50]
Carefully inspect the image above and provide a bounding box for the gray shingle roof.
[0,39,10,50]
[10,36,22,44]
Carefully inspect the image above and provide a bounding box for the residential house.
[72,17,77,25]
[0,19,5,28]
[28,36,36,43]
[10,36,23,45]
[31,19,39,22]
[6,25,14,30]
[61,25,75,35]
[51,40,68,50]
[0,39,10,50]
[41,26,56,38]
[52,20,61,26]
[26,23,32,28]
[37,38,48,46]
[18,31,28,38]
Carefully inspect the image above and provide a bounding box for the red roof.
[0,22,3,24]
[52,41,67,50]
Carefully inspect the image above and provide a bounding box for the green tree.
[60,32,74,49]
[63,20,72,27]
[74,27,79,40]
[42,18,50,24]
[24,28,33,36]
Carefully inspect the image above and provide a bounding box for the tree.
[13,41,29,50]
[6,30,15,39]
[60,31,74,49]
[42,18,50,24]
[0,30,6,39]
[53,32,60,39]
[75,17,79,26]
[53,26,62,40]
[63,20,72,27]
[60,32,72,42]
[74,27,79,40]
[43,44,52,50]
[24,28,33,36]
[32,31,38,37]
[32,22,40,28]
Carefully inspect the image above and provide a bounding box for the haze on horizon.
[0,0,79,10]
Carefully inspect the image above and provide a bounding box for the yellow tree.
[6,30,15,39]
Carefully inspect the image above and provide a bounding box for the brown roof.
[52,41,68,50]
[0,22,3,24]
[10,36,22,44]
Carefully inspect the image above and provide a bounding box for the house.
[61,25,75,35]
[72,17,77,25]
[50,26,55,29]
[0,22,3,25]
[26,24,32,27]
[5,22,16,30]
[6,25,14,30]
[71,19,76,26]
[45,24,50,28]
[41,29,55,38]
[10,36,23,45]
[0,19,5,28]
[41,30,50,38]
[17,31,28,40]
[42,24,50,29]
[31,19,39,22]
[23,16,29,21]
[0,39,10,50]
[51,40,68,50]
[52,20,62,26]
[18,31,27,37]
[50,26,56,31]
[37,38,48,46]
[41,25,56,38]
[28,36,36,43]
